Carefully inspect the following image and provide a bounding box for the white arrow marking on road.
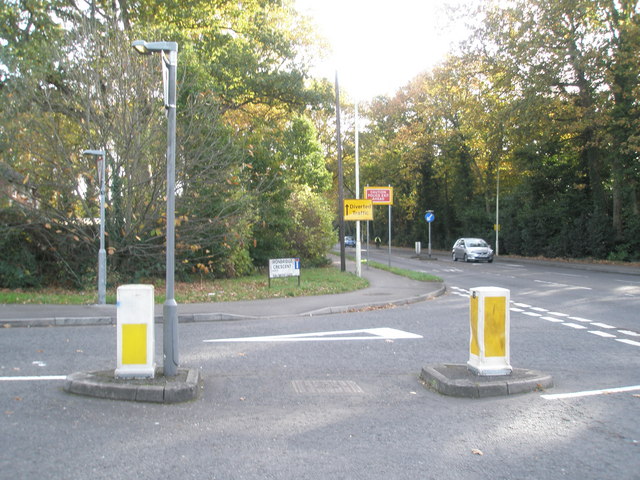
[204,327,423,343]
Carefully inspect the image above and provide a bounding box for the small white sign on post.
[268,258,301,287]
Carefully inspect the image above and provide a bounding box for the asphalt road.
[1,250,639,479]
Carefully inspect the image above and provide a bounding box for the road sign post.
[343,199,373,221]
[365,186,394,267]
[268,258,301,288]
[425,210,434,258]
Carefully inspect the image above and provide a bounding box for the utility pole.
[336,72,345,271]
[355,101,361,277]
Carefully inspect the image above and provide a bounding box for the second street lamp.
[132,39,179,377]
[82,149,107,305]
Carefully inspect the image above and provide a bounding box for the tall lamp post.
[83,149,106,305]
[132,40,179,377]
[495,159,500,257]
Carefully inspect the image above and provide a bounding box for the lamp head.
[132,40,178,54]
[132,40,152,55]
[82,149,105,157]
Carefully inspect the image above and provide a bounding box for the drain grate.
[291,380,364,394]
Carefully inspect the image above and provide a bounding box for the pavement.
[0,255,444,328]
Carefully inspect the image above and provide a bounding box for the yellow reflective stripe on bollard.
[122,324,147,365]
[470,295,480,356]
[485,296,506,357]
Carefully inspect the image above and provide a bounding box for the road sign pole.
[425,210,434,259]
[388,202,392,268]
[355,101,361,278]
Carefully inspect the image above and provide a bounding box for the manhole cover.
[292,380,364,394]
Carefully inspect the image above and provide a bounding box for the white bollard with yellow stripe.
[468,286,512,376]
[115,285,155,379]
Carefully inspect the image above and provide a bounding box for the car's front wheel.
[452,252,457,261]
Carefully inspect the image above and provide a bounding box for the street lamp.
[132,39,179,377]
[495,159,500,257]
[83,149,106,305]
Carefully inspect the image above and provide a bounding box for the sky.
[294,0,475,100]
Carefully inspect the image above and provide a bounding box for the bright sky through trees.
[295,0,475,100]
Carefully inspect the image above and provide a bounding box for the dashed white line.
[522,312,542,317]
[588,331,616,338]
[618,330,640,337]
[541,316,564,323]
[562,323,588,329]
[616,339,640,347]
[547,312,569,317]
[568,316,592,323]
[590,322,615,329]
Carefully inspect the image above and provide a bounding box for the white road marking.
[513,303,531,308]
[547,312,569,317]
[568,316,592,323]
[0,375,67,382]
[522,312,542,317]
[563,323,587,329]
[204,327,423,343]
[542,385,640,400]
[541,316,564,323]
[588,331,616,338]
[510,308,525,312]
[590,322,615,329]
[530,307,548,312]
[618,330,640,337]
[534,279,592,290]
[616,339,640,347]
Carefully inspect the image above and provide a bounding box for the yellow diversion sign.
[344,199,373,221]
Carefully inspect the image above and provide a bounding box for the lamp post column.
[82,149,107,305]
[98,154,106,305]
[164,48,178,377]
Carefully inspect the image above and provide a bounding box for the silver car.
[452,238,494,263]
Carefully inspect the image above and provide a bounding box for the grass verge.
[0,266,369,305]
[363,259,442,282]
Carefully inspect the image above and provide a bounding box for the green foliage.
[353,0,640,262]
[286,185,336,266]
[0,214,40,289]
[0,0,334,286]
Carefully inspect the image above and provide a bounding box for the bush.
[0,209,41,288]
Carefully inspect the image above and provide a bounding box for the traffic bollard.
[115,285,156,379]
[468,286,512,376]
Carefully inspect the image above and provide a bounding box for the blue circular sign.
[425,212,435,223]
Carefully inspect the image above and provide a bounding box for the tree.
[0,0,335,287]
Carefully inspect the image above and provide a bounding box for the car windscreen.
[468,240,487,247]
